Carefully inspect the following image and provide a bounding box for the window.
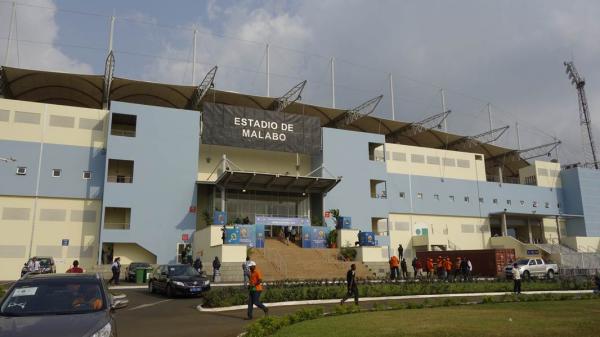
[442,158,456,167]
[449,195,455,202]
[464,196,470,203]
[538,168,548,177]
[83,171,92,179]
[456,159,470,168]
[399,192,405,199]
[107,159,134,183]
[493,198,498,204]
[51,169,61,177]
[520,200,525,206]
[506,200,511,205]
[392,152,406,161]
[417,192,423,199]
[111,113,137,137]
[475,155,483,160]
[427,156,440,165]
[479,197,484,203]
[433,194,440,200]
[411,154,425,163]
[544,202,550,208]
[16,167,27,175]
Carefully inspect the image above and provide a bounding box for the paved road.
[114,288,397,337]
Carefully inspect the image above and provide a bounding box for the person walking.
[436,256,444,280]
[467,258,473,281]
[453,257,462,282]
[193,257,203,273]
[284,226,291,245]
[411,257,417,277]
[242,256,252,287]
[246,261,268,320]
[593,274,600,294]
[27,257,41,273]
[389,255,400,280]
[397,244,404,259]
[212,256,221,282]
[108,257,121,285]
[66,260,84,273]
[341,264,359,305]
[512,263,522,294]
[460,257,469,282]
[415,259,423,279]
[444,257,452,282]
[426,258,434,280]
[400,258,408,280]
[291,227,297,244]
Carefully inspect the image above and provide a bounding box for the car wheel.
[547,270,555,280]
[149,280,155,293]
[166,284,174,298]
[523,271,530,280]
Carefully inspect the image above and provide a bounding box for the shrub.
[340,247,357,261]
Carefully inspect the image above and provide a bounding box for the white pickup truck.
[505,258,559,280]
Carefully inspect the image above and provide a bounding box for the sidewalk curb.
[196,290,594,312]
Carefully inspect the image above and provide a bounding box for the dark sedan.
[0,273,128,337]
[148,264,210,297]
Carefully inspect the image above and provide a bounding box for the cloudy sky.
[1,0,600,164]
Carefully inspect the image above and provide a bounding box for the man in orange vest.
[246,261,268,320]
[444,257,453,281]
[389,255,400,280]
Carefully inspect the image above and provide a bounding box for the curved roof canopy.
[0,66,529,175]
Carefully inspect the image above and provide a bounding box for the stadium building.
[1,65,600,280]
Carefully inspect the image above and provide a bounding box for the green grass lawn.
[273,299,600,337]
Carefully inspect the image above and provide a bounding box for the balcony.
[104,207,131,230]
[370,179,387,199]
[110,113,137,137]
[107,159,134,184]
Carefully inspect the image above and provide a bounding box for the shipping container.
[416,249,516,277]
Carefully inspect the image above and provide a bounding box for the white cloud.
[1,0,92,73]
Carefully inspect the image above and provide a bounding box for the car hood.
[0,311,110,337]
[170,275,207,282]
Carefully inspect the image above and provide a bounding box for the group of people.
[278,226,298,245]
[389,254,474,282]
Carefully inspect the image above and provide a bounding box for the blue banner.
[255,216,310,227]
[224,227,240,244]
[237,224,265,248]
[358,231,377,246]
[302,226,330,248]
[213,211,227,225]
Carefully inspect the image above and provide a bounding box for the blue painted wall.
[322,128,562,232]
[100,101,199,264]
[561,167,600,236]
[0,139,104,199]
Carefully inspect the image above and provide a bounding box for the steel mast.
[564,61,598,169]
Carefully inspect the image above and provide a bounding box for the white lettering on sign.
[235,117,293,142]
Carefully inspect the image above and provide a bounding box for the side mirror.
[111,294,129,310]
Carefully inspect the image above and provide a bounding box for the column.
[527,218,533,243]
[501,212,508,237]
[555,216,561,244]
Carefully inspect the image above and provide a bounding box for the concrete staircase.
[249,239,372,281]
[363,262,391,278]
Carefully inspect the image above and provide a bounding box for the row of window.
[398,192,553,208]
[1,207,97,222]
[0,109,104,131]
[537,168,560,178]
[15,167,92,179]
[375,150,476,169]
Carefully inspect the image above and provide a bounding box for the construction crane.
[564,61,598,169]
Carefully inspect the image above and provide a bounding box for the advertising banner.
[224,227,241,244]
[255,216,310,227]
[302,226,330,248]
[202,102,321,154]
[237,224,265,248]
[213,211,227,226]
[358,231,377,246]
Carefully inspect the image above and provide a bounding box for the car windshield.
[168,265,199,276]
[515,259,529,265]
[0,279,105,316]
[27,258,52,268]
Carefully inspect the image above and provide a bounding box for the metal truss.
[188,65,217,110]
[387,110,451,142]
[102,51,115,109]
[445,125,509,150]
[324,95,383,128]
[271,80,306,112]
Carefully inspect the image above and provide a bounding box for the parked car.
[148,264,210,297]
[505,258,559,280]
[20,256,56,277]
[0,273,128,337]
[125,262,152,282]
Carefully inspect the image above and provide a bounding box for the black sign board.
[202,102,321,154]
